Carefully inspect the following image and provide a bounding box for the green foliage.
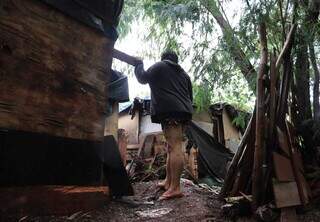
[116,0,320,116]
[193,83,212,113]
[232,112,247,130]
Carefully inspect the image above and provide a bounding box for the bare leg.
[157,145,171,190]
[160,124,184,199]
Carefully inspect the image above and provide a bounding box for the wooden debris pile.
[220,23,312,220]
[126,133,199,183]
[126,134,167,183]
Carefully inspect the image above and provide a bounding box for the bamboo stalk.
[252,22,268,209]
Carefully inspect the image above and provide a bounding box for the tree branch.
[199,0,257,90]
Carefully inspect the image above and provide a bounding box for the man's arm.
[134,60,161,84]
[134,61,149,84]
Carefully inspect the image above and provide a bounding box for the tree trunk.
[199,0,257,90]
[252,22,268,209]
[293,30,312,125]
[308,0,320,120]
[309,42,320,120]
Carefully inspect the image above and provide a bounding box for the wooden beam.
[220,110,255,198]
[113,48,138,66]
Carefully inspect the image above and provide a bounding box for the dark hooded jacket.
[134,60,193,123]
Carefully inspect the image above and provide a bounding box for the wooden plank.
[0,0,113,141]
[273,181,301,208]
[277,127,290,156]
[296,170,311,204]
[232,134,255,196]
[273,152,295,182]
[286,121,310,205]
[220,110,255,198]
[280,207,298,222]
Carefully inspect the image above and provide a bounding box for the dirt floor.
[7,180,320,222]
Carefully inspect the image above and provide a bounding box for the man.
[133,50,193,200]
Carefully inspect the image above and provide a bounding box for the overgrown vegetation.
[116,0,320,124]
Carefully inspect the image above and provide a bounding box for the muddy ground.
[8,180,320,222]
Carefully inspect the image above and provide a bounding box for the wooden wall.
[0,0,114,141]
[222,109,241,153]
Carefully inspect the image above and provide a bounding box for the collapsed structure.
[118,98,235,182]
[220,23,311,220]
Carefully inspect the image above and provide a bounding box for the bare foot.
[158,189,183,200]
[157,180,170,190]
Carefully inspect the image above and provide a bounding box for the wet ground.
[8,180,320,222]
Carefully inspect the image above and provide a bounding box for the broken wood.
[222,20,308,214]
[220,110,255,198]
[286,121,311,205]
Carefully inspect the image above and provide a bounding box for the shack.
[0,0,131,216]
[210,103,249,153]
[118,99,233,181]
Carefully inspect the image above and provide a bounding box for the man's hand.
[133,57,143,66]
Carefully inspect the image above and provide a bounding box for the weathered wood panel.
[0,0,114,141]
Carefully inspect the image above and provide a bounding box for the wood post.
[252,22,268,209]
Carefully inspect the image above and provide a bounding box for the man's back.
[133,50,192,200]
[135,60,193,123]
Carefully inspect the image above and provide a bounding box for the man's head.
[161,50,178,63]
